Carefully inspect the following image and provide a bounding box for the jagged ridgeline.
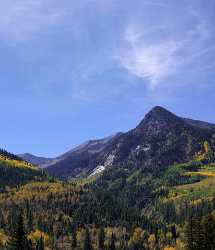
[0,149,52,190]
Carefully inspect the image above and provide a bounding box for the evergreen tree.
[27,209,33,233]
[184,216,195,250]
[28,239,33,250]
[109,233,116,250]
[202,214,215,250]
[83,228,92,250]
[71,229,77,249]
[36,236,45,250]
[6,213,29,250]
[184,216,203,250]
[0,210,5,229]
[98,227,105,250]
[170,224,177,241]
[193,216,204,250]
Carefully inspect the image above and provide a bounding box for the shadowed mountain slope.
[20,107,215,179]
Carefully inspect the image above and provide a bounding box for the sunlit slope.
[167,164,215,201]
[0,151,52,190]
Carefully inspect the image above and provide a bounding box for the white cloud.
[119,26,182,88]
[119,15,214,89]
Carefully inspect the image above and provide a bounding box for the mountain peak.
[146,106,176,118]
[137,106,180,128]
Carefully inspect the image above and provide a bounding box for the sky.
[0,0,215,157]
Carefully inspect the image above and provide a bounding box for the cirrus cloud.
[119,3,215,89]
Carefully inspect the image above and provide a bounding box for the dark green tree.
[28,239,33,250]
[6,213,29,250]
[109,233,116,250]
[98,227,105,250]
[83,228,92,250]
[36,236,44,250]
[193,217,204,250]
[184,216,203,250]
[184,216,195,250]
[71,229,77,249]
[202,214,215,250]
[170,224,177,241]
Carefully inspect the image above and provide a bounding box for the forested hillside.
[1,156,215,249]
[1,107,215,249]
[0,149,53,192]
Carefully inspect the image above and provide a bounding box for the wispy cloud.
[118,2,215,89]
[1,0,215,99]
[119,26,182,87]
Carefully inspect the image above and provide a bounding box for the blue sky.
[0,0,214,157]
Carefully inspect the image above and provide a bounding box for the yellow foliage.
[128,227,146,246]
[175,238,186,250]
[105,227,116,238]
[76,227,85,247]
[163,247,176,250]
[185,171,215,177]
[0,229,8,246]
[105,226,126,239]
[204,141,210,155]
[28,229,49,245]
[148,234,156,249]
[195,141,213,162]
[0,155,37,170]
[0,181,82,205]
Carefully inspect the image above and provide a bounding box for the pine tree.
[71,229,77,249]
[98,227,105,250]
[184,216,195,250]
[193,216,204,250]
[184,216,203,250]
[27,209,33,233]
[36,236,45,250]
[170,224,177,241]
[202,214,215,250]
[28,239,33,250]
[6,213,30,250]
[109,233,116,250]
[83,228,92,250]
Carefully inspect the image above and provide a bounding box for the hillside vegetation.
[1,107,215,249]
[0,149,53,191]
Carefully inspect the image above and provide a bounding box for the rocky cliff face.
[21,106,215,179]
[45,133,122,178]
[94,106,215,172]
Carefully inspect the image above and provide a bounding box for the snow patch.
[89,165,105,177]
[143,146,150,151]
[104,154,115,167]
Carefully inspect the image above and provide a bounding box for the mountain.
[93,106,215,168]
[46,133,122,178]
[19,134,122,176]
[19,106,215,179]
[183,117,215,130]
[18,153,53,167]
[44,106,215,179]
[1,106,215,250]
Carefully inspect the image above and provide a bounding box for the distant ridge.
[18,153,53,168]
